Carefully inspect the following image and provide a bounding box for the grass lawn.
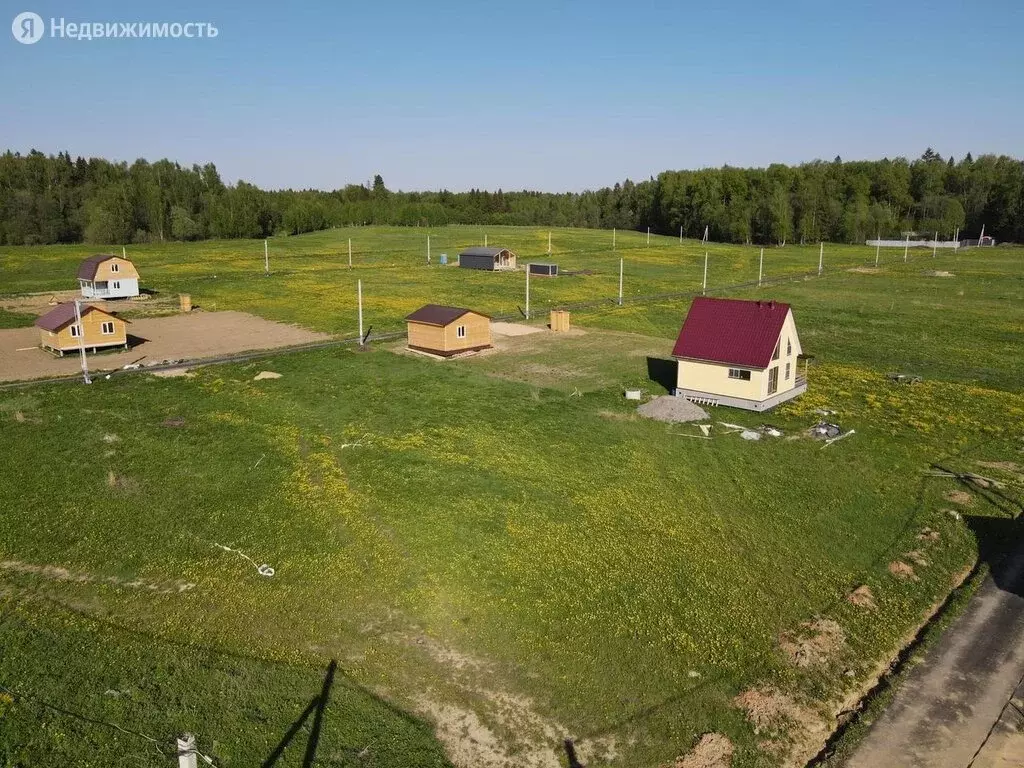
[0,229,1022,767]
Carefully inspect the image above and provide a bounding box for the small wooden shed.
[405,304,491,357]
[36,303,129,355]
[528,263,558,277]
[458,247,517,271]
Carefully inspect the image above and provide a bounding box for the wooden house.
[670,297,806,411]
[77,254,140,299]
[36,303,129,355]
[405,304,491,357]
[458,247,517,271]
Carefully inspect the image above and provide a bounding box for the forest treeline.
[1,148,1021,246]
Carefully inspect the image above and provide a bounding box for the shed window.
[768,367,779,395]
[101,321,115,335]
[728,368,751,381]
[785,362,791,380]
[69,324,81,338]
[456,325,466,339]
[110,263,120,273]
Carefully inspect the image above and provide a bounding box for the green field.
[1,227,1022,767]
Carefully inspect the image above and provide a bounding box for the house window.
[772,340,780,361]
[456,325,466,339]
[111,281,120,290]
[785,362,791,380]
[69,324,81,338]
[728,368,751,381]
[110,263,120,273]
[787,338,792,356]
[768,366,779,395]
[101,321,115,335]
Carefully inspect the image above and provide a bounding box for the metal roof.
[459,247,510,258]
[671,297,792,368]
[405,304,488,327]
[34,302,118,332]
[77,254,119,280]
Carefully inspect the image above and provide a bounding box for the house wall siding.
[94,258,140,282]
[41,310,127,351]
[407,312,491,354]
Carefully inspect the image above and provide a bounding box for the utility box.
[439,253,448,265]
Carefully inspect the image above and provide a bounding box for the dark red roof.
[405,304,488,326]
[35,303,116,332]
[77,254,117,280]
[671,297,792,368]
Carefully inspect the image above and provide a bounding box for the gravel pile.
[636,396,709,423]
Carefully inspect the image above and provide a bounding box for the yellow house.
[405,304,492,357]
[36,303,129,355]
[77,254,141,299]
[671,297,806,411]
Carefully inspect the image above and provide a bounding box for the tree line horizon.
[1,148,1021,247]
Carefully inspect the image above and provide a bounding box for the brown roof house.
[77,254,140,299]
[405,304,491,357]
[36,303,129,356]
[670,297,806,411]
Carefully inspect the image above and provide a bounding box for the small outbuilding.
[36,303,129,355]
[77,254,140,299]
[670,297,806,411]
[528,262,558,277]
[405,304,491,357]
[458,247,517,271]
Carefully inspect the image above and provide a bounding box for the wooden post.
[647,226,650,245]
[122,246,126,258]
[547,231,552,255]
[758,247,764,287]
[348,238,352,268]
[613,228,616,249]
[264,239,269,275]
[427,234,431,264]
[818,242,823,275]
[357,280,363,340]
[875,232,880,266]
[904,233,909,263]
[702,252,708,295]
[484,233,488,247]
[679,225,683,244]
[933,231,938,258]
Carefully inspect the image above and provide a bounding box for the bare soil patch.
[779,619,846,668]
[944,489,975,506]
[846,585,877,609]
[922,270,955,277]
[0,311,331,382]
[637,396,710,424]
[666,733,734,768]
[0,560,194,594]
[888,561,918,581]
[977,460,1023,472]
[917,527,941,542]
[848,267,881,274]
[491,322,545,337]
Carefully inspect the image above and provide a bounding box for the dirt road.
[844,539,1024,767]
[0,311,332,382]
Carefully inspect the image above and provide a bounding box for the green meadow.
[1,227,1022,767]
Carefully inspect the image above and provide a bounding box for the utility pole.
[954,226,960,249]
[875,232,880,266]
[679,225,683,244]
[525,267,530,320]
[612,228,616,249]
[547,231,552,255]
[357,280,363,341]
[427,234,431,265]
[122,245,126,259]
[647,226,650,245]
[264,239,269,276]
[73,299,91,384]
[702,252,708,295]
[618,258,623,306]
[904,233,909,263]
[484,233,488,247]
[348,238,352,268]
[818,242,823,276]
[933,231,938,258]
[177,734,198,768]
[758,247,764,287]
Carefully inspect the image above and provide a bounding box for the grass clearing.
[0,229,1022,766]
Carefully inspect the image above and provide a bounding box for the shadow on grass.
[645,357,675,394]
[964,515,1024,598]
[263,659,337,768]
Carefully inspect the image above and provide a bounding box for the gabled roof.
[671,297,792,368]
[405,304,487,327]
[459,247,510,258]
[35,302,120,332]
[77,254,124,280]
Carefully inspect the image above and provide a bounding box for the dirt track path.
[844,541,1024,768]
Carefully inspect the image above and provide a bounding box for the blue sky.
[3,0,1022,191]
